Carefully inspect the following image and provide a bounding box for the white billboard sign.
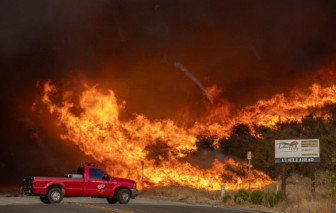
[275,139,320,163]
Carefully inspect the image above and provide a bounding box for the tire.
[107,197,118,204]
[47,188,63,203]
[40,196,50,204]
[117,189,131,204]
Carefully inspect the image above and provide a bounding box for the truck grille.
[22,177,33,195]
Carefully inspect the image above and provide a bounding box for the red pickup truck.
[22,163,137,204]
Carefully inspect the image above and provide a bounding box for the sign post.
[141,161,144,191]
[221,185,225,197]
[247,151,251,193]
[281,163,286,193]
[310,163,316,193]
[275,139,320,193]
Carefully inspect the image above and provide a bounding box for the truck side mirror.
[102,175,110,181]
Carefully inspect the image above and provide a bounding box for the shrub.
[276,191,286,203]
[234,189,249,204]
[250,190,263,205]
[265,192,276,207]
[328,188,336,197]
[222,194,232,203]
[265,191,286,207]
[315,170,336,188]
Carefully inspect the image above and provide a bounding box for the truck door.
[84,168,113,196]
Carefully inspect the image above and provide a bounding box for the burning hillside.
[197,82,336,137]
[3,0,336,191]
[32,78,336,191]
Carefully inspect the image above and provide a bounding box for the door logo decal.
[98,184,105,189]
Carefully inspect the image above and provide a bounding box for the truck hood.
[114,177,135,184]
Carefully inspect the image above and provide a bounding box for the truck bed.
[30,176,84,196]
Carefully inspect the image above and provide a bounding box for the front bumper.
[24,188,33,195]
[130,189,138,198]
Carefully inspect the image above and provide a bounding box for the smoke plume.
[1,0,336,187]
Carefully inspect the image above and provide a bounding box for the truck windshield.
[89,168,107,179]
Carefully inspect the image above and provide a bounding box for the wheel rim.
[121,192,129,201]
[51,191,60,201]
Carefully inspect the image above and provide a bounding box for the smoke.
[174,62,213,104]
[1,0,336,187]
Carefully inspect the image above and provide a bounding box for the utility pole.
[141,161,144,191]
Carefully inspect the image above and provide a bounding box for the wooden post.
[141,161,144,191]
[249,159,251,193]
[282,163,286,193]
[310,163,315,194]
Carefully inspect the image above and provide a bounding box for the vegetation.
[264,192,276,207]
[250,190,263,205]
[264,191,286,207]
[141,110,336,211]
[195,108,336,179]
[233,189,249,204]
[328,188,336,197]
[315,170,336,187]
[141,179,336,212]
[185,108,336,212]
[222,194,231,202]
[275,191,286,202]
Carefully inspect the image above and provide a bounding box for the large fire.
[195,83,336,137]
[33,80,336,191]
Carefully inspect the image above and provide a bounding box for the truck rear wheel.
[117,189,131,204]
[107,197,118,204]
[40,196,50,204]
[47,188,63,203]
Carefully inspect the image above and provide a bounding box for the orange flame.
[196,83,336,137]
[35,80,336,191]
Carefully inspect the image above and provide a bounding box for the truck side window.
[89,168,107,179]
[77,167,84,176]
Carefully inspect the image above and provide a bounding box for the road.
[0,195,274,213]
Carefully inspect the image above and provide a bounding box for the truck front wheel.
[107,197,118,204]
[117,189,131,204]
[40,196,50,204]
[47,188,63,203]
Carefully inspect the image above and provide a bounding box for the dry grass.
[141,186,221,203]
[0,186,23,197]
[276,175,336,213]
[141,174,336,213]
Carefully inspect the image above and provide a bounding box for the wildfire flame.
[34,80,336,191]
[194,83,336,137]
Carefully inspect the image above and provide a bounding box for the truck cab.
[23,162,137,204]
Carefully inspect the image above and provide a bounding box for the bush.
[265,191,286,207]
[234,189,249,204]
[250,190,263,205]
[222,194,232,203]
[328,188,336,197]
[276,191,286,202]
[265,192,276,207]
[315,170,336,187]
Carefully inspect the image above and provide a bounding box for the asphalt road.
[0,195,274,213]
